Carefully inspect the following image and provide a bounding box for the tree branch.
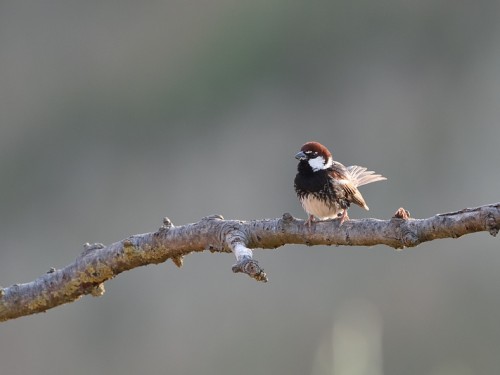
[1,203,499,322]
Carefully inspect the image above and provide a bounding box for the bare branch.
[1,203,499,322]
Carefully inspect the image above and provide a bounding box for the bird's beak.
[295,151,307,160]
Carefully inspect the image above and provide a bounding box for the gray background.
[1,2,499,374]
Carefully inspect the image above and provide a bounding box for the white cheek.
[308,156,326,171]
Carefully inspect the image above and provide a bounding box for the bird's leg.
[305,215,315,227]
[339,209,350,225]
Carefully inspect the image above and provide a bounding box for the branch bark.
[1,203,499,322]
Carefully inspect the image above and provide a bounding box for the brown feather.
[328,161,371,210]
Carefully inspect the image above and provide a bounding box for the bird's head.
[295,141,333,171]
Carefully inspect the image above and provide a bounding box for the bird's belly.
[300,195,341,219]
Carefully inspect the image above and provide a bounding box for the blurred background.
[1,1,499,374]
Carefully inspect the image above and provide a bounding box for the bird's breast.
[299,194,342,219]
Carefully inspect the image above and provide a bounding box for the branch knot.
[401,228,419,247]
[486,213,499,237]
[393,207,411,220]
[281,212,294,223]
[159,217,174,231]
[202,214,224,221]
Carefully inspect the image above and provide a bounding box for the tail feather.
[347,165,387,187]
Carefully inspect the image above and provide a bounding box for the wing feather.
[328,162,369,210]
[347,165,387,187]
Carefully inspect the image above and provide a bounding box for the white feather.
[347,165,387,187]
[308,156,333,171]
[300,195,341,219]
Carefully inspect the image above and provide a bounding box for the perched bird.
[294,141,386,226]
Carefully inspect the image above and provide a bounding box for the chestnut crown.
[295,141,333,171]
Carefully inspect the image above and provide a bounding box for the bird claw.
[305,215,315,228]
[338,210,350,226]
[305,212,351,227]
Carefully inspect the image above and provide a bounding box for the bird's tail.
[347,165,387,187]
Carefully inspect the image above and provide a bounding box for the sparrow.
[294,141,386,226]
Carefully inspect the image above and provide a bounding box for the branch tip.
[232,257,268,282]
[486,213,499,237]
[90,283,105,297]
[171,255,184,268]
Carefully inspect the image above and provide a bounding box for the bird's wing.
[328,161,351,181]
[347,165,387,187]
[328,162,368,210]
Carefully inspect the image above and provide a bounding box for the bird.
[294,141,386,226]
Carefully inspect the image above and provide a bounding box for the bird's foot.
[305,215,316,228]
[338,210,350,226]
